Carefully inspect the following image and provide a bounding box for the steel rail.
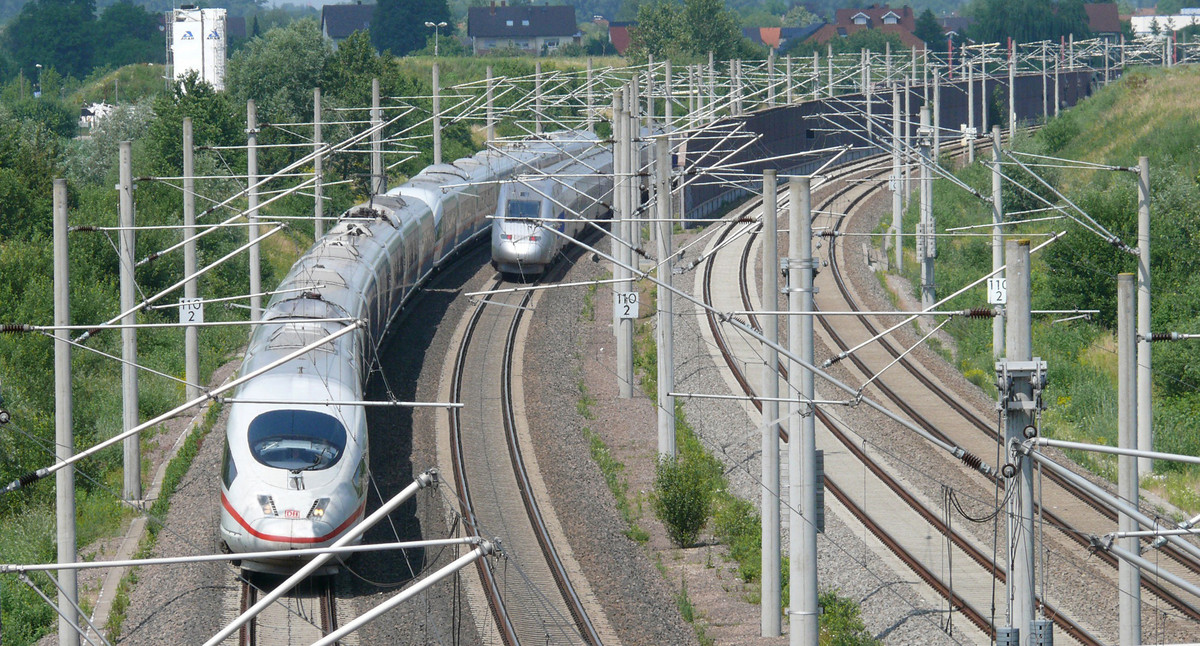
[702,147,1101,645]
[813,169,1200,622]
[500,288,603,645]
[449,276,521,646]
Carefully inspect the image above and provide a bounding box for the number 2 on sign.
[179,297,204,324]
[615,291,639,320]
[987,278,1007,305]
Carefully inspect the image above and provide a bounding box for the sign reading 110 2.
[615,291,640,320]
[179,298,204,324]
[987,278,1007,305]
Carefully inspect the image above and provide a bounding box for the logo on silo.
[181,30,195,40]
[207,29,221,40]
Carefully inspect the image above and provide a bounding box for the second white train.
[491,144,614,277]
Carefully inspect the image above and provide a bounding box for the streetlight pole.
[425,21,448,57]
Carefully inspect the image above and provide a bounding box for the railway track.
[698,140,1200,643]
[806,152,1200,631]
[696,148,1099,643]
[233,575,349,646]
[447,277,604,645]
[814,179,1200,629]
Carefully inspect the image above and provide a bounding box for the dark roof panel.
[322,3,375,40]
[468,5,577,38]
[1085,3,1121,33]
[227,16,246,40]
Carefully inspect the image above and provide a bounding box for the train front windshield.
[506,199,540,220]
[248,410,347,471]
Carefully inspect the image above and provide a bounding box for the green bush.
[819,590,881,645]
[712,495,761,582]
[653,453,717,548]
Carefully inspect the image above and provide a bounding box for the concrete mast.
[118,141,140,503]
[760,169,781,637]
[246,100,261,322]
[54,178,80,646]
[183,119,199,402]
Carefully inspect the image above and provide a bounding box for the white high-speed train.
[219,131,601,572]
[491,145,614,277]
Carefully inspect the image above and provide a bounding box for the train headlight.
[308,498,330,520]
[258,494,277,516]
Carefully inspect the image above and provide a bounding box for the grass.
[581,279,598,322]
[626,307,874,638]
[582,425,650,544]
[394,56,626,90]
[577,371,649,543]
[69,64,168,106]
[892,65,1200,513]
[675,576,716,646]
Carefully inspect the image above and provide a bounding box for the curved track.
[699,141,1200,643]
[697,148,1099,643]
[448,278,603,646]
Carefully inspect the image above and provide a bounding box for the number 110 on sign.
[987,278,1007,305]
[615,291,639,320]
[179,297,204,324]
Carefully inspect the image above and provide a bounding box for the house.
[608,21,634,54]
[743,24,825,51]
[939,16,973,41]
[321,2,375,48]
[805,4,926,49]
[1084,3,1121,40]
[467,3,579,55]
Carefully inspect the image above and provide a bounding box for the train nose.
[249,517,338,548]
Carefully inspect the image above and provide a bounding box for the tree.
[683,0,744,59]
[95,2,164,69]
[782,5,818,28]
[914,8,945,50]
[967,0,1091,44]
[226,19,330,123]
[627,0,750,63]
[145,73,241,173]
[628,0,687,61]
[0,105,60,237]
[3,0,96,79]
[372,0,452,57]
[740,8,782,28]
[1158,0,1200,15]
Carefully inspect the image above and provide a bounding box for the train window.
[506,199,540,220]
[247,410,347,472]
[222,441,237,488]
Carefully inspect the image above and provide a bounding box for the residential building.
[1084,3,1122,40]
[321,2,375,48]
[805,4,925,49]
[743,24,825,51]
[608,21,634,54]
[467,3,579,55]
